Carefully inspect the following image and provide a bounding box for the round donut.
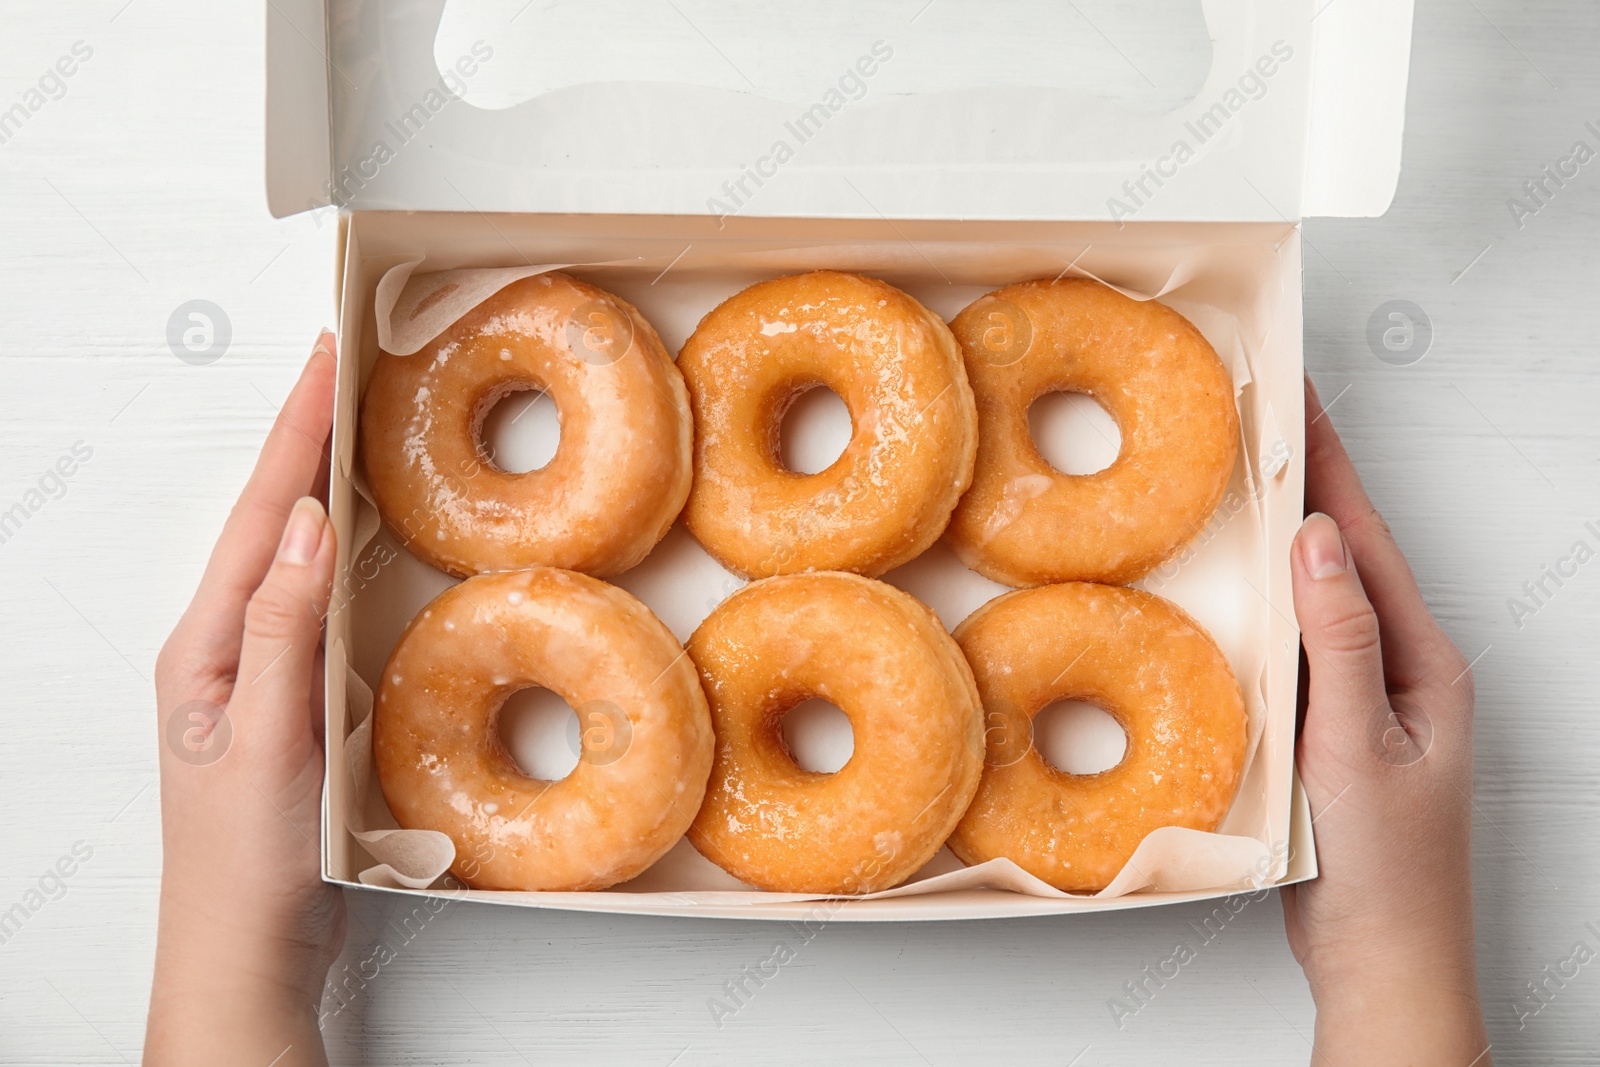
[948,582,1247,893]
[678,271,977,579]
[687,572,983,894]
[944,278,1239,586]
[373,568,714,892]
[360,272,691,578]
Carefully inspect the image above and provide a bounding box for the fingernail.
[1304,375,1322,407]
[278,497,326,566]
[1300,512,1347,579]
[312,328,335,360]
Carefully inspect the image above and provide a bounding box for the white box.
[265,0,1414,920]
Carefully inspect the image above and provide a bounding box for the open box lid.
[267,0,1412,223]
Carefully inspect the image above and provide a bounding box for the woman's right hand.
[1282,377,1490,1063]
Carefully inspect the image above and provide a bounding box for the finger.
[178,333,337,669]
[1290,512,1391,748]
[232,497,336,754]
[1304,376,1456,688]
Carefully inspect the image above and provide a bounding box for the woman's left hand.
[145,332,343,1067]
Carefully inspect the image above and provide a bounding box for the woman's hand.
[1284,377,1490,1063]
[145,333,342,1067]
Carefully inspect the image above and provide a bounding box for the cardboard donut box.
[265,0,1415,920]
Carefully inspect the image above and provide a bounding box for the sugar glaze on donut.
[948,582,1248,893]
[679,271,977,579]
[687,572,983,894]
[361,273,691,578]
[945,278,1239,587]
[373,569,714,892]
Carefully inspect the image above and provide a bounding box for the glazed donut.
[944,278,1238,586]
[687,572,983,894]
[373,568,714,892]
[678,271,977,579]
[360,273,691,578]
[948,582,1247,893]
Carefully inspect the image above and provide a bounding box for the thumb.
[1291,512,1390,742]
[233,497,336,750]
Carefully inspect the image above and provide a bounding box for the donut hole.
[779,698,854,774]
[778,386,852,475]
[496,687,581,781]
[479,387,560,473]
[1034,700,1127,776]
[1029,391,1121,476]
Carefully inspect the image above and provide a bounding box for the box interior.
[323,211,1312,920]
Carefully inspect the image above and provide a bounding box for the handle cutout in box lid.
[269,0,1417,221]
[267,0,1411,220]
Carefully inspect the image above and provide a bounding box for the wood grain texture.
[1,1,1596,1063]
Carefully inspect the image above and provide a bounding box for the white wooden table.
[2,2,1596,1063]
